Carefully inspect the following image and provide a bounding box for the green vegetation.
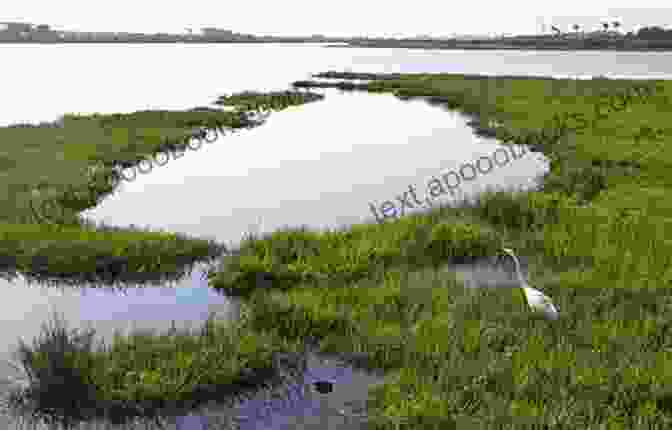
[213,73,672,428]
[214,89,323,113]
[2,310,309,428]
[0,89,327,427]
[210,215,502,298]
[5,71,672,429]
[0,90,323,284]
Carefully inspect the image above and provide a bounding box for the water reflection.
[166,343,389,430]
[0,260,241,395]
[0,253,396,430]
[2,311,390,430]
[80,86,549,245]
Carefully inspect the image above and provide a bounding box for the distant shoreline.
[0,40,346,44]
[326,39,672,52]
[3,37,672,52]
[2,40,670,51]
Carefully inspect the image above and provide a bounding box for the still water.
[1,43,669,428]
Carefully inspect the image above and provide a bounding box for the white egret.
[501,248,559,320]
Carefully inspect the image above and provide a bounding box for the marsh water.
[1,43,671,428]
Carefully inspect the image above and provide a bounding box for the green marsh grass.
[208,214,504,298]
[1,309,310,428]
[7,71,672,427]
[0,90,328,426]
[202,73,672,428]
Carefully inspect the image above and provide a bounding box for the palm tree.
[602,22,609,32]
[572,24,580,38]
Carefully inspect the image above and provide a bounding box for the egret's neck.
[509,254,526,284]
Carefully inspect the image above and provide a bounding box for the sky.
[1,2,671,37]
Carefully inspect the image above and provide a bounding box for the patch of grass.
[207,215,503,298]
[214,89,324,113]
[2,309,310,428]
[0,222,224,285]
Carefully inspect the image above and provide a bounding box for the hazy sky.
[1,3,671,37]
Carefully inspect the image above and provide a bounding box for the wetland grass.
[1,308,310,429]
[6,73,672,428]
[211,73,672,428]
[0,89,329,428]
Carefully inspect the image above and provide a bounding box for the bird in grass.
[501,248,559,320]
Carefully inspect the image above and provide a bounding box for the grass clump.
[208,217,502,297]
[214,90,324,113]
[2,309,309,428]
